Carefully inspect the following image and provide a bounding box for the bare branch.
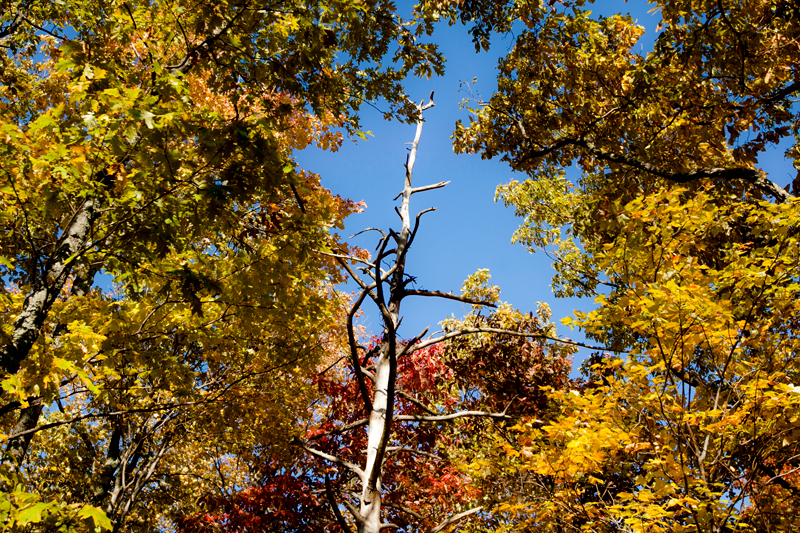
[351,228,387,239]
[408,207,437,248]
[385,446,441,462]
[316,249,376,271]
[307,405,516,441]
[371,236,396,326]
[326,475,355,533]
[411,181,449,195]
[337,259,373,296]
[397,327,429,358]
[300,443,365,478]
[412,327,615,353]
[394,181,449,200]
[403,290,497,307]
[427,506,484,533]
[396,411,513,423]
[422,90,435,111]
[345,288,374,414]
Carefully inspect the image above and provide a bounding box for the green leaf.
[131,109,155,129]
[14,502,49,525]
[77,506,113,531]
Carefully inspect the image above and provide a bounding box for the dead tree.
[304,93,606,533]
[304,95,501,533]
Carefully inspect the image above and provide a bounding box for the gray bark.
[0,197,97,375]
[2,397,43,471]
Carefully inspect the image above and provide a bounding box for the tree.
[178,99,587,533]
[452,0,800,531]
[0,0,451,529]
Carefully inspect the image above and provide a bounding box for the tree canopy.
[0,0,448,529]
[453,0,800,531]
[4,0,800,532]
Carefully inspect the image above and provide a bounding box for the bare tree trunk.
[305,94,572,532]
[355,97,432,533]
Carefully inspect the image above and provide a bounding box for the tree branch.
[515,137,793,203]
[411,326,614,353]
[394,181,449,200]
[396,390,437,415]
[574,139,793,203]
[166,6,246,76]
[317,250,376,272]
[0,6,26,41]
[403,290,497,307]
[342,499,365,527]
[427,506,484,533]
[307,404,508,439]
[350,228,387,239]
[396,411,512,424]
[757,462,800,497]
[300,443,365,478]
[764,80,800,105]
[411,180,449,194]
[1,398,43,473]
[385,446,441,462]
[325,474,355,533]
[407,208,436,249]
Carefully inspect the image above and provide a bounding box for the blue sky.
[299,0,797,369]
[296,2,666,364]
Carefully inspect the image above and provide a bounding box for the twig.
[396,390,437,415]
[351,228,387,239]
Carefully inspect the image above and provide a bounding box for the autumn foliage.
[452,0,800,531]
[4,0,800,532]
[181,318,573,533]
